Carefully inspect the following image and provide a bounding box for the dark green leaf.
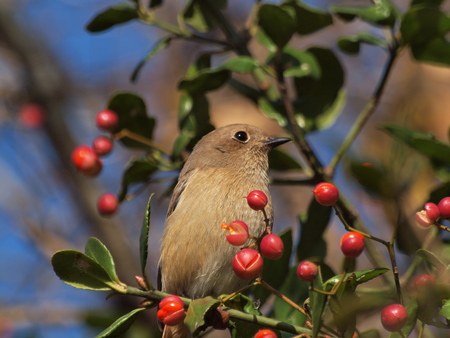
[268,148,302,171]
[429,182,450,204]
[293,48,345,132]
[85,237,119,283]
[95,308,146,338]
[324,268,389,290]
[107,92,155,149]
[411,0,444,6]
[221,56,259,73]
[348,161,392,197]
[139,194,154,289]
[389,298,418,338]
[338,32,387,55]
[358,329,381,338]
[223,293,261,316]
[410,37,450,67]
[182,0,226,32]
[149,0,163,8]
[185,297,220,336]
[382,124,450,167]
[172,94,214,158]
[253,229,293,306]
[257,97,288,128]
[328,275,358,337]
[297,198,332,262]
[416,249,446,273]
[330,4,396,27]
[131,36,173,82]
[178,69,230,94]
[52,250,126,292]
[310,267,327,338]
[258,4,296,48]
[86,3,138,33]
[118,157,159,201]
[273,266,308,325]
[281,0,332,35]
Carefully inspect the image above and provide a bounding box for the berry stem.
[113,129,172,154]
[260,279,308,318]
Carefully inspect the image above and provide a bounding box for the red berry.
[424,202,440,222]
[381,304,407,332]
[340,232,365,258]
[96,109,118,132]
[92,136,114,156]
[71,145,102,177]
[232,249,263,280]
[221,221,249,246]
[438,197,450,219]
[157,295,185,326]
[260,234,284,260]
[415,210,434,229]
[254,329,277,338]
[296,261,318,282]
[413,274,436,289]
[97,193,118,216]
[18,103,45,128]
[313,183,339,206]
[247,190,268,211]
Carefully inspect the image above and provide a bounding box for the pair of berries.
[225,191,284,280]
[416,197,450,228]
[157,295,186,326]
[72,109,117,177]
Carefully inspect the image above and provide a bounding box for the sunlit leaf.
[85,237,119,283]
[330,3,396,26]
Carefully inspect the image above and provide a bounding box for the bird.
[158,124,291,337]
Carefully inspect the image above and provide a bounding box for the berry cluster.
[71,109,119,216]
[415,197,450,228]
[221,190,285,281]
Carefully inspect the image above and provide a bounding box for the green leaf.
[281,0,332,35]
[107,92,155,149]
[139,194,154,289]
[172,93,214,158]
[223,293,261,316]
[131,36,173,82]
[358,329,381,338]
[51,250,126,292]
[86,3,138,33]
[293,47,345,132]
[221,56,259,74]
[330,4,396,27]
[389,298,418,338]
[274,266,308,325]
[400,6,450,66]
[181,0,226,32]
[256,30,277,53]
[118,156,159,201]
[228,79,262,103]
[185,297,220,336]
[85,237,119,283]
[257,97,288,128]
[280,47,321,79]
[382,124,450,167]
[95,307,146,338]
[324,268,389,290]
[253,229,293,306]
[268,148,302,171]
[310,267,327,338]
[348,160,392,197]
[337,32,387,55]
[178,69,230,94]
[258,4,296,48]
[297,199,332,262]
[416,249,446,273]
[439,299,450,319]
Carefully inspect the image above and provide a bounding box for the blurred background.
[1,0,449,337]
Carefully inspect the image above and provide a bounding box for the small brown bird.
[159,124,290,337]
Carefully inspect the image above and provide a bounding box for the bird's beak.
[264,137,292,148]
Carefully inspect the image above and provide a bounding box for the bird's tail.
[162,323,191,338]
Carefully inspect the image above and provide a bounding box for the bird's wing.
[166,167,197,217]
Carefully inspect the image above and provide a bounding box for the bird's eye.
[233,131,249,142]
